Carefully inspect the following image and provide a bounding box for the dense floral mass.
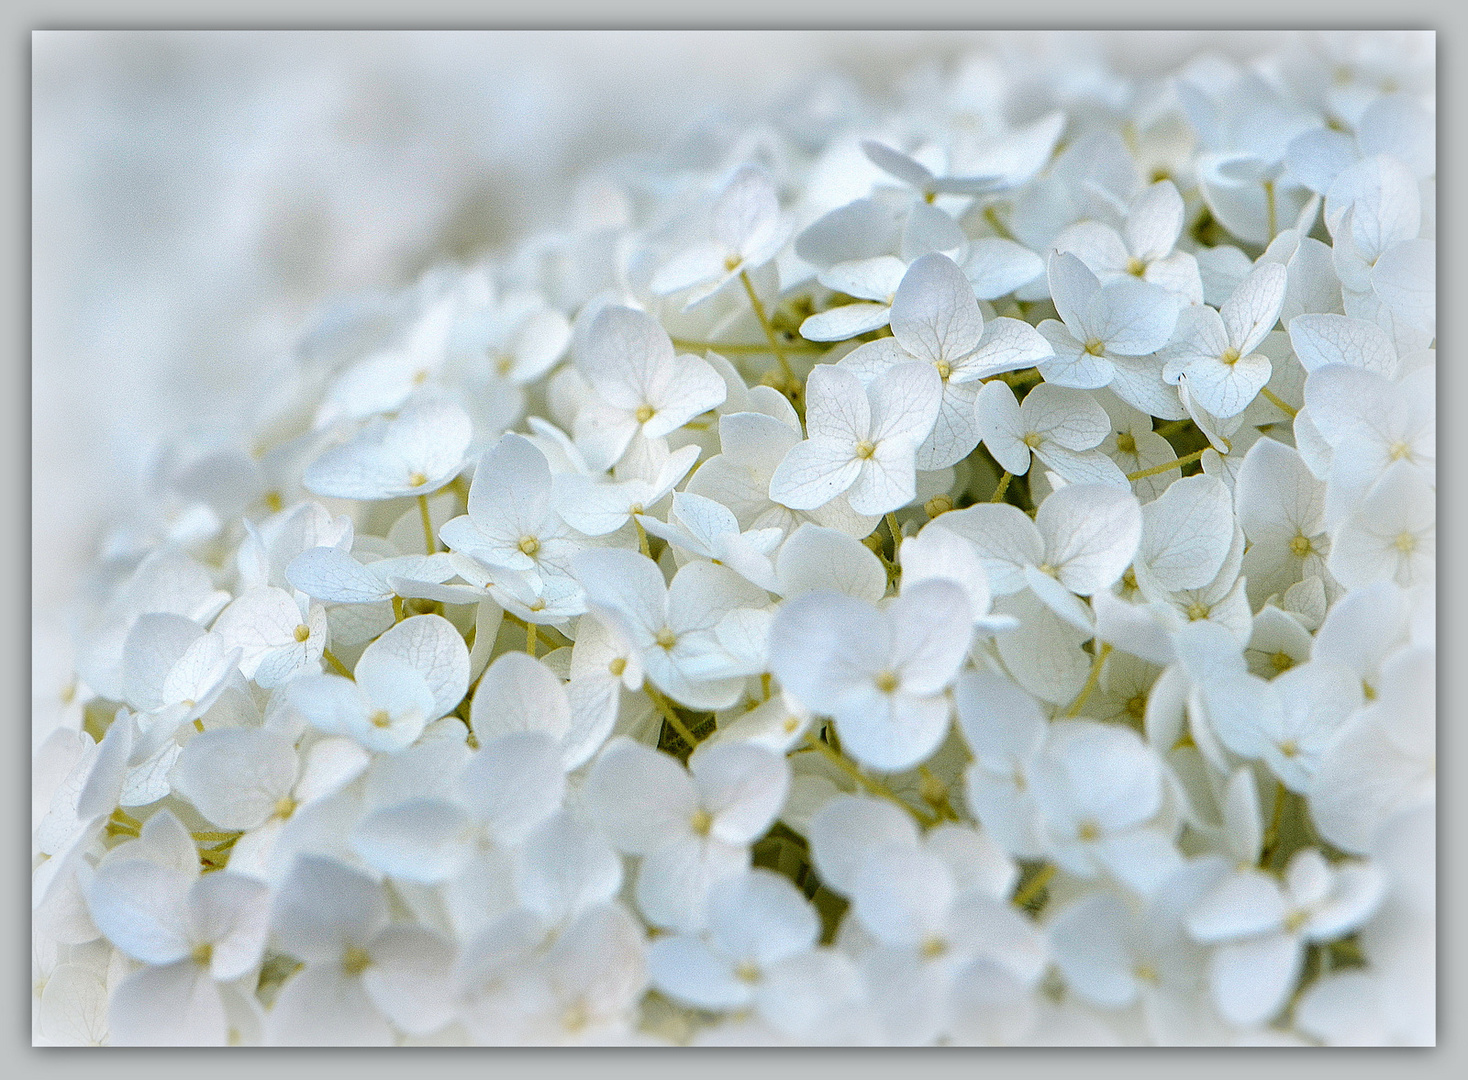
[34,31,1435,1046]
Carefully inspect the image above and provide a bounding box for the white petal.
[808,795,920,898]
[1036,483,1142,595]
[1208,933,1301,1028]
[357,613,470,721]
[888,253,984,364]
[170,728,297,831]
[692,742,790,845]
[582,737,697,856]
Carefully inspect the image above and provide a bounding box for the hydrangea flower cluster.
[34,32,1434,1046]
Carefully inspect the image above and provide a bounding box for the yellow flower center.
[782,715,800,734]
[723,253,743,272]
[655,627,677,650]
[920,936,948,960]
[874,670,900,693]
[274,796,298,820]
[342,946,373,976]
[924,494,954,518]
[1283,910,1309,934]
[370,709,392,729]
[734,961,761,983]
[1221,347,1241,366]
[855,439,877,460]
[293,624,311,643]
[1126,257,1147,277]
[1394,532,1418,554]
[635,404,656,424]
[519,535,540,556]
[408,471,429,487]
[1084,339,1106,357]
[1078,819,1101,842]
[935,360,952,379]
[689,808,713,836]
[191,942,214,968]
[264,490,284,513]
[1185,601,1211,621]
[1277,739,1300,758]
[608,657,627,677]
[1289,534,1313,557]
[1116,432,1137,454]
[1388,440,1412,462]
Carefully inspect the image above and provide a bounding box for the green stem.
[647,688,700,749]
[671,338,825,356]
[739,269,795,384]
[1260,386,1298,418]
[1012,863,1056,909]
[322,648,352,679]
[1063,642,1112,718]
[990,471,1013,503]
[802,732,937,826]
[1126,448,1206,481]
[417,494,437,555]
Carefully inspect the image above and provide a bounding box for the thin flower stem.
[417,494,437,555]
[1259,386,1298,418]
[739,269,795,383]
[1012,863,1057,909]
[983,203,1016,242]
[1062,642,1112,718]
[526,621,538,658]
[990,471,1013,502]
[634,516,652,560]
[801,732,938,827]
[885,512,903,555]
[322,648,352,679]
[1263,178,1277,239]
[1126,449,1206,481]
[647,688,700,749]
[500,612,572,653]
[670,338,825,356]
[392,595,406,623]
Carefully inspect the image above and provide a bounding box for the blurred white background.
[32,29,1278,681]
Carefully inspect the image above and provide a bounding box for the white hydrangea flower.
[583,737,789,932]
[768,360,942,516]
[767,581,971,772]
[39,31,1435,1047]
[838,253,1052,469]
[303,398,472,500]
[571,305,727,470]
[1036,252,1183,419]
